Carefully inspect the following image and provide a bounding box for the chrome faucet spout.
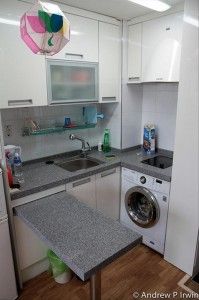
[69,134,91,157]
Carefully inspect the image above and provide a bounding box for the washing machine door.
[125,186,160,228]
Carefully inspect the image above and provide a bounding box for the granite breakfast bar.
[14,191,142,300]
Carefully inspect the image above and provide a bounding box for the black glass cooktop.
[142,155,173,169]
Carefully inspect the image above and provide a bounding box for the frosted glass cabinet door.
[47,60,99,104]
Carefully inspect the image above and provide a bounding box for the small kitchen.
[0,0,198,299]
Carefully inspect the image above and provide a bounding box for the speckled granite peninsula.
[14,192,142,281]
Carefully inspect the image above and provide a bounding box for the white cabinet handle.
[101,169,116,178]
[156,78,163,81]
[129,76,140,80]
[73,177,91,187]
[102,97,116,101]
[8,99,33,106]
[65,53,84,59]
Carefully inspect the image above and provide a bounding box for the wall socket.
[5,125,12,137]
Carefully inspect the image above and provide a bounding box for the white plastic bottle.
[98,141,102,152]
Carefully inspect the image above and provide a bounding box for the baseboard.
[22,258,49,283]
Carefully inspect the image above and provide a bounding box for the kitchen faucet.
[69,134,91,157]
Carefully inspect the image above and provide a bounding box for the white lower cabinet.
[66,168,121,220]
[13,185,65,282]
[66,176,96,209]
[14,216,48,282]
[96,168,120,220]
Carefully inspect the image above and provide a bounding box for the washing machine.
[120,167,170,254]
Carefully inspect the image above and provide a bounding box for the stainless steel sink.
[56,157,103,172]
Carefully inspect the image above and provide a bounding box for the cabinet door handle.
[102,97,116,101]
[129,76,140,80]
[156,78,163,81]
[101,169,116,178]
[73,177,91,187]
[65,53,84,59]
[8,99,33,106]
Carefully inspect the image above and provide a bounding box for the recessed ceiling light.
[128,0,171,12]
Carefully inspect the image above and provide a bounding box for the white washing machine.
[120,167,170,254]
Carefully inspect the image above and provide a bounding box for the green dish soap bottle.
[103,129,111,153]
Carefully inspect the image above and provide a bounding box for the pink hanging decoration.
[20,1,70,56]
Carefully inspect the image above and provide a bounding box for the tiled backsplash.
[101,103,121,150]
[2,105,104,161]
[122,84,143,149]
[141,83,178,151]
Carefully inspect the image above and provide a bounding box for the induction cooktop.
[141,155,173,169]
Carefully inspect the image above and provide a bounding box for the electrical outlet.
[6,125,12,137]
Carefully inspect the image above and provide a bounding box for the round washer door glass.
[125,186,160,228]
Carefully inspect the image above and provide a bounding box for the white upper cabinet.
[0,1,47,109]
[128,23,142,83]
[142,12,183,82]
[52,14,98,62]
[99,22,121,102]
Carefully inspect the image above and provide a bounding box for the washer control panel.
[122,168,170,194]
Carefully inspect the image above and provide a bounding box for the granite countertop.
[11,148,173,200]
[14,191,142,281]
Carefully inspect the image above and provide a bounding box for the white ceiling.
[56,0,184,20]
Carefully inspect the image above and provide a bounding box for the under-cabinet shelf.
[22,124,96,136]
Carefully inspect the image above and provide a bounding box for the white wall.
[122,84,143,149]
[164,0,199,275]
[122,82,178,151]
[122,21,143,149]
[141,83,178,151]
[1,105,104,161]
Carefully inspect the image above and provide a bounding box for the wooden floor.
[18,245,188,300]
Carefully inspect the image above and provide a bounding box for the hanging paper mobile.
[20,1,70,56]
